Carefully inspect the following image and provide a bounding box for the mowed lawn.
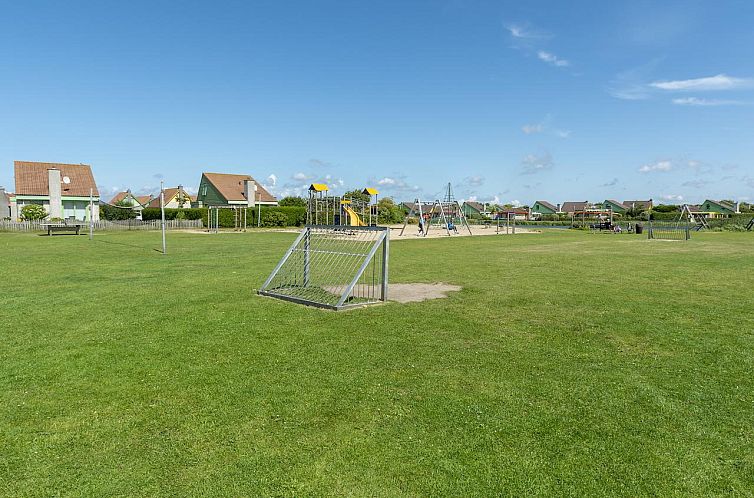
[1,229,753,496]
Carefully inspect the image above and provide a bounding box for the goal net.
[259,226,389,310]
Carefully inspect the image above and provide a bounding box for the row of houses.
[1,161,278,221]
[462,198,742,220]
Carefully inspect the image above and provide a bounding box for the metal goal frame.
[259,225,389,310]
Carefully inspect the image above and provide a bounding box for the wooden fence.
[0,219,203,232]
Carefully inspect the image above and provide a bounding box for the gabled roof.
[147,187,191,208]
[111,191,151,207]
[362,187,379,196]
[309,183,329,192]
[561,201,589,213]
[402,201,435,214]
[203,172,277,203]
[604,199,628,210]
[14,161,99,197]
[623,200,652,210]
[110,192,127,204]
[702,199,736,212]
[463,201,486,212]
[533,200,557,212]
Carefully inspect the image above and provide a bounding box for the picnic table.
[41,222,83,236]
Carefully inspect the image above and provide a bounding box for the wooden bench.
[42,223,82,236]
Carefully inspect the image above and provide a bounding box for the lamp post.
[256,185,261,228]
[160,180,167,255]
[89,188,93,240]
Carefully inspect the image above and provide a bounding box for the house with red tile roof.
[109,190,153,208]
[146,186,193,209]
[196,172,277,207]
[14,161,100,221]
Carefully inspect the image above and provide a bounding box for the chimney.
[557,203,561,213]
[244,179,256,208]
[48,168,62,219]
[735,202,740,213]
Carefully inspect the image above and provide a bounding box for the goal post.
[259,225,389,310]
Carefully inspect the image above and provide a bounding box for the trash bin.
[635,223,643,234]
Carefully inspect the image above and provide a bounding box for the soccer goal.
[259,225,389,310]
[648,217,691,241]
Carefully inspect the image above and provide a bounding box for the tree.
[344,189,371,204]
[175,190,191,209]
[279,196,306,207]
[653,204,679,213]
[21,204,47,220]
[376,197,405,224]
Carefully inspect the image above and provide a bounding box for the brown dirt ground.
[387,283,462,303]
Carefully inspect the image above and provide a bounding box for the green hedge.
[140,206,307,228]
[141,208,204,221]
[140,207,304,227]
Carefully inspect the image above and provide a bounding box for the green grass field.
[2,229,753,496]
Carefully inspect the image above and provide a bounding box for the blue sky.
[1,0,753,205]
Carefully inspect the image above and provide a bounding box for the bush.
[278,196,306,207]
[141,208,205,221]
[261,211,288,227]
[21,204,47,220]
[101,203,138,220]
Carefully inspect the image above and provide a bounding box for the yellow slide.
[343,205,367,226]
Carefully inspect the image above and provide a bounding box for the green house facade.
[531,200,557,215]
[603,200,627,214]
[700,199,736,216]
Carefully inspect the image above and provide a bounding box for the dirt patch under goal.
[388,283,462,303]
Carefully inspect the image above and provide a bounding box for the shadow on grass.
[94,237,165,254]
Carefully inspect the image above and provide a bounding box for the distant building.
[560,201,590,215]
[623,200,653,211]
[603,200,628,214]
[14,161,100,221]
[110,190,152,208]
[531,200,558,215]
[699,199,737,217]
[400,201,434,215]
[0,186,16,220]
[196,172,277,207]
[461,201,493,219]
[147,186,193,209]
[497,207,529,221]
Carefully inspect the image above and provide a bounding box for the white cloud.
[537,50,569,67]
[510,199,522,207]
[505,23,548,40]
[601,178,619,187]
[661,194,684,201]
[266,174,277,187]
[555,129,571,138]
[672,97,744,106]
[639,160,673,173]
[521,152,553,175]
[292,172,311,181]
[650,74,753,91]
[372,175,420,196]
[522,123,544,134]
